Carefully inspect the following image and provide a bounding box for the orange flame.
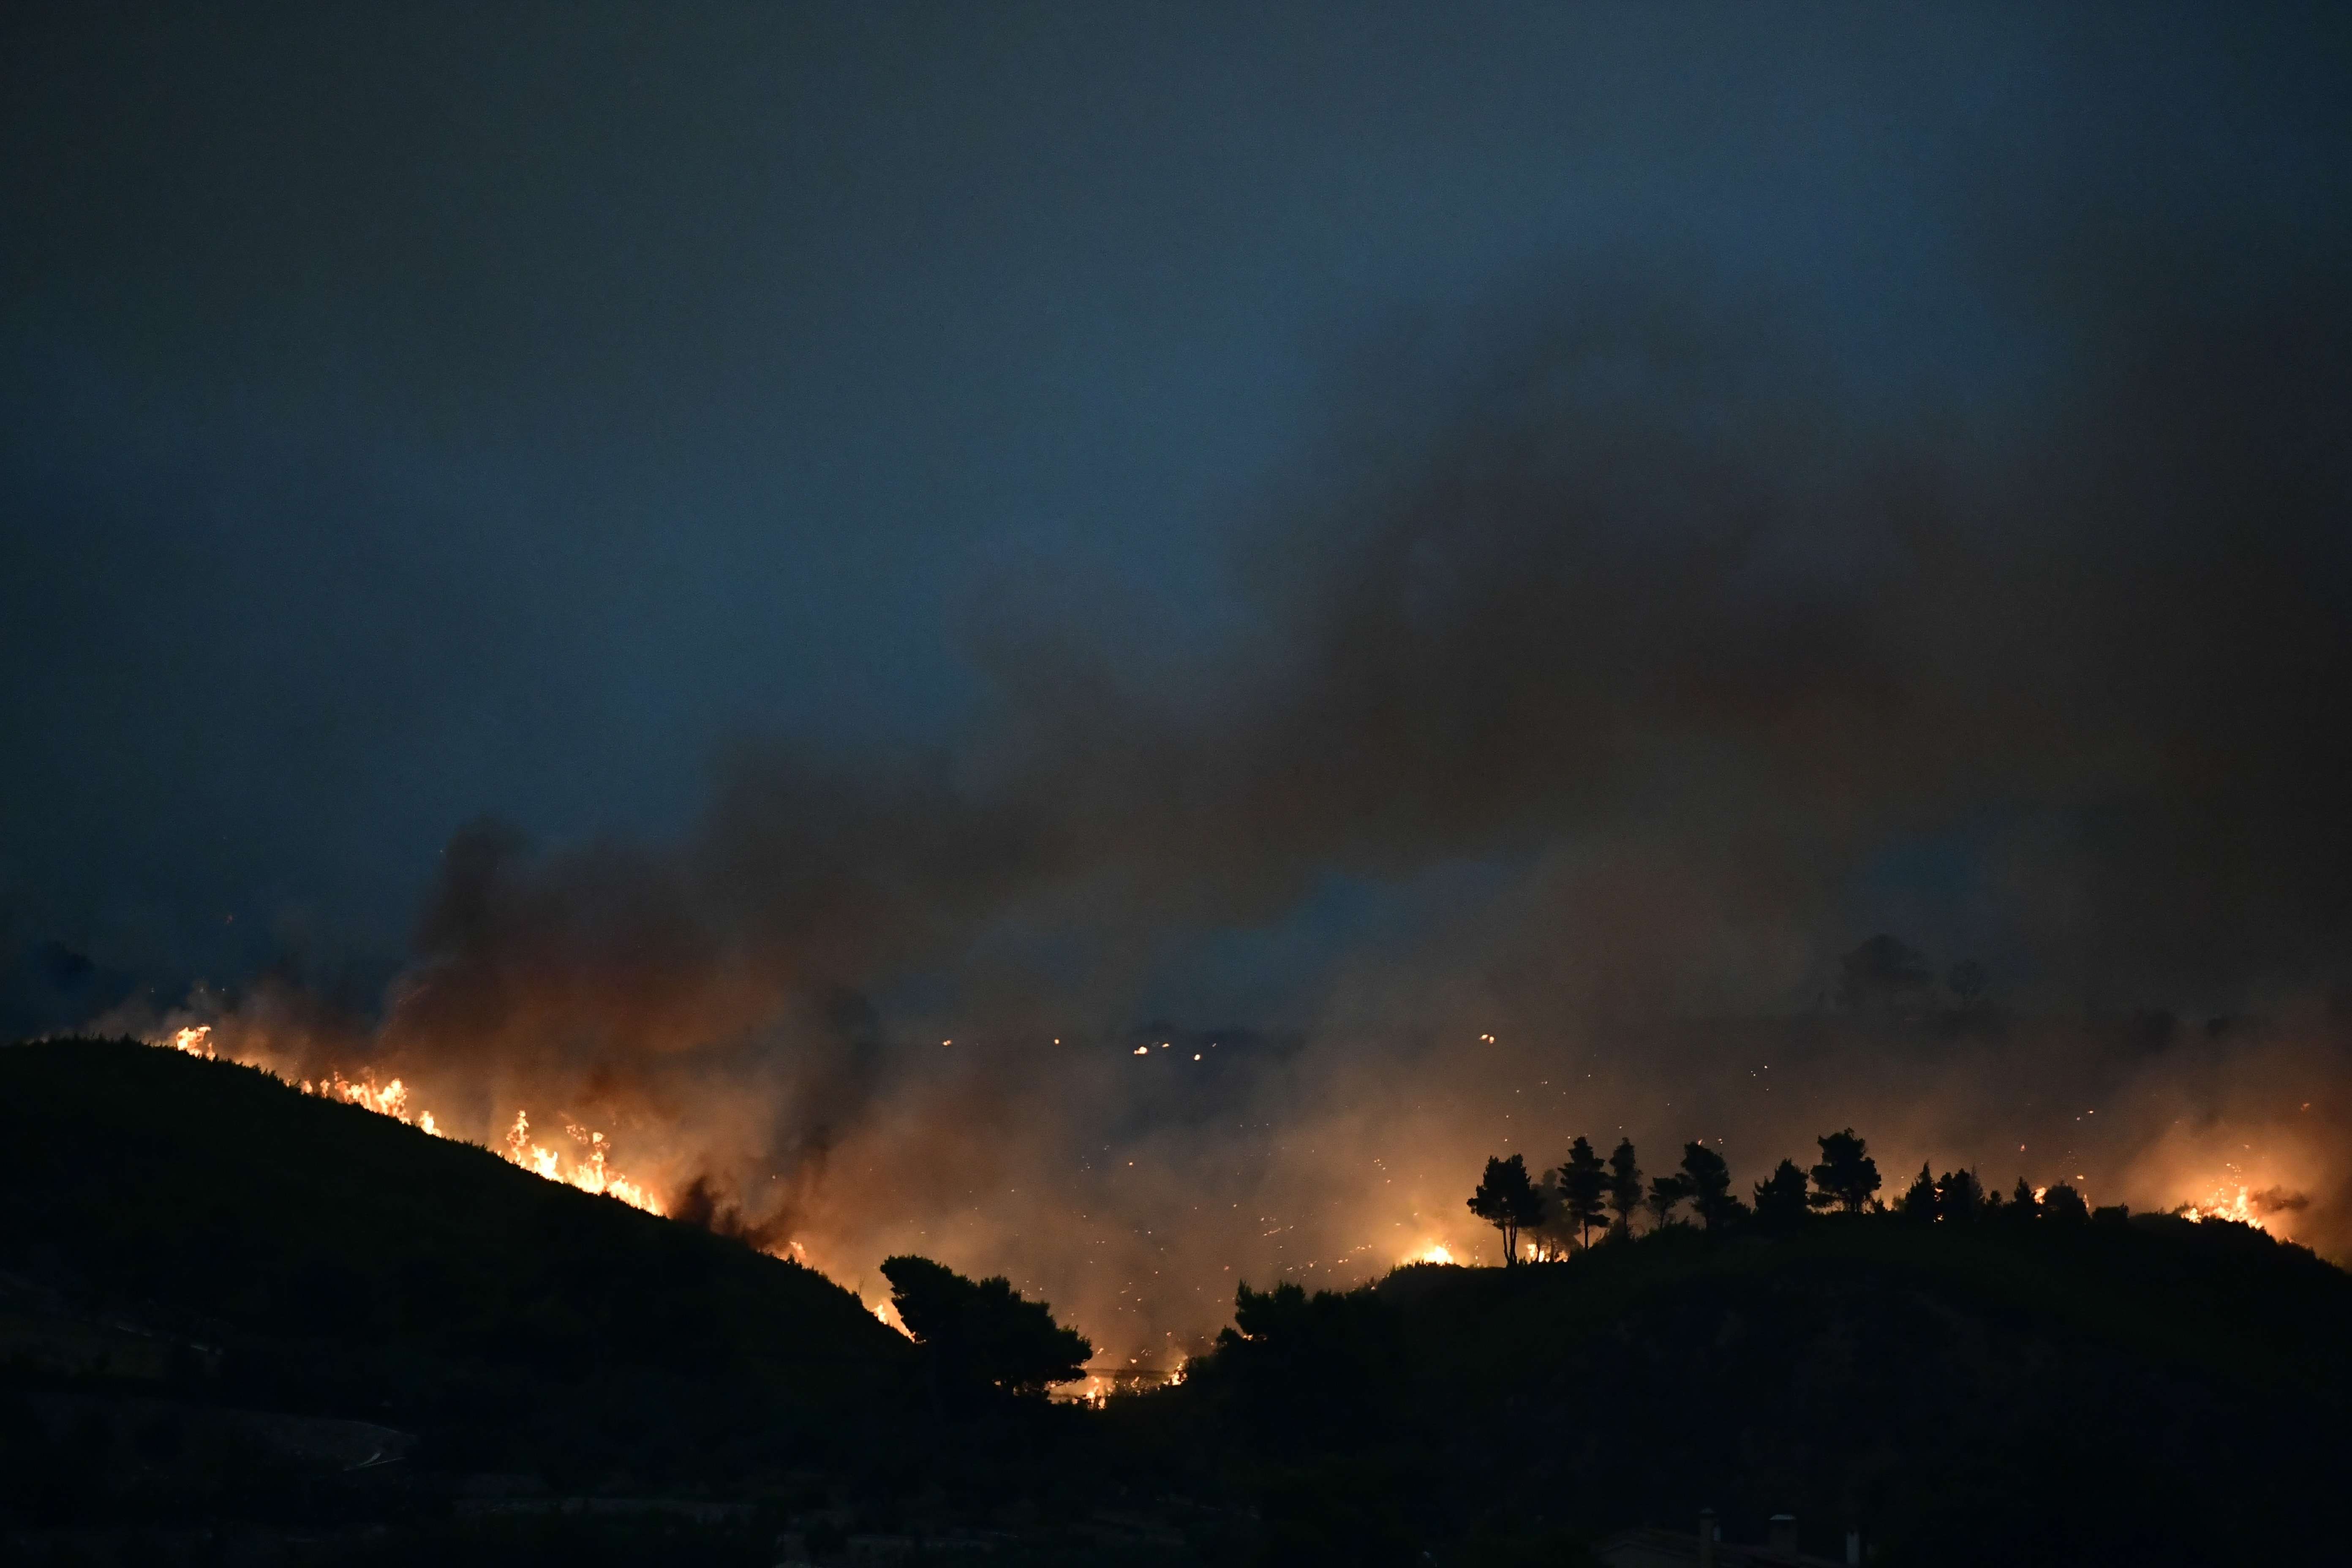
[2179,1183,2262,1228]
[2174,1174,2307,1237]
[147,1028,664,1216]
[501,1110,664,1213]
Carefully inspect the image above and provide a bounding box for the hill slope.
[1114,1211,2352,1568]
[0,1037,912,1504]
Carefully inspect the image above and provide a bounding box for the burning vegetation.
[163,1023,665,1216]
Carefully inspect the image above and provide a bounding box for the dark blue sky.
[4,4,2348,1031]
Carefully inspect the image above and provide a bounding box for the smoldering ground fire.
[122,185,2352,1364]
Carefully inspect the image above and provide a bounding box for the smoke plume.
[183,120,2352,1355]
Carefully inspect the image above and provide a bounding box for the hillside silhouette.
[1113,1205,2352,1567]
[0,1039,925,1541]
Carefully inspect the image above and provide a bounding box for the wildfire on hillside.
[158,1025,664,1215]
[2176,1178,2311,1235]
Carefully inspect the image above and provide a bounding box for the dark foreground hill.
[0,1037,930,1556]
[1106,1209,2352,1568]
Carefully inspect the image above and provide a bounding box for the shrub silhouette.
[879,1254,1091,1410]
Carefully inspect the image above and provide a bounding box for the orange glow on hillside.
[2127,1118,2319,1244]
[2173,1173,2308,1237]
[148,1026,664,1216]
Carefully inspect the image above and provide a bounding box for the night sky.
[7,6,2351,1348]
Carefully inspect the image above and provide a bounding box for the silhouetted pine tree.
[1606,1138,1642,1237]
[1897,1162,1939,1221]
[1680,1143,1747,1231]
[1938,1168,1985,1222]
[1525,1168,1571,1260]
[1645,1171,1693,1229]
[1558,1136,1609,1249]
[1467,1154,1546,1265]
[1752,1158,1810,1235]
[1808,1128,1881,1212]
[2042,1182,2090,1222]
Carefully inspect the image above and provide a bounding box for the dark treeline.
[1110,1123,2341,1563]
[1468,1128,2096,1265]
[1132,1159,2352,1568]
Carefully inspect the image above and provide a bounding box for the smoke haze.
[196,192,2352,1349]
[10,7,2350,1354]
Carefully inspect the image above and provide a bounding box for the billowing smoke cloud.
[175,79,2352,1354]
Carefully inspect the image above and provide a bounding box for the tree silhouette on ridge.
[1646,1170,1693,1229]
[880,1254,1092,1410]
[1606,1138,1643,1237]
[1466,1154,1546,1265]
[1753,1158,1810,1235]
[1809,1128,1881,1213]
[1558,1136,1609,1250]
[1680,1143,1747,1231]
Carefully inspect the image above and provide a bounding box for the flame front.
[503,1111,664,1213]
[2180,1183,2262,1228]
[151,1026,664,1216]
[2174,1173,2306,1237]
